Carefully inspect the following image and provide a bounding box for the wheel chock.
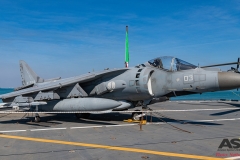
[123,119,146,124]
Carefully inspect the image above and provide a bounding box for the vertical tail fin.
[19,60,44,86]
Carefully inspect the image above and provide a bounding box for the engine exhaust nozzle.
[218,72,240,90]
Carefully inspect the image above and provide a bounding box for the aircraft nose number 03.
[184,75,193,82]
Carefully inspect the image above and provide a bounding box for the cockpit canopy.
[148,56,197,71]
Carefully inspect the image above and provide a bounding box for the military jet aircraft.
[0,57,240,122]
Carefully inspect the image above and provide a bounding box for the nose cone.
[218,72,240,90]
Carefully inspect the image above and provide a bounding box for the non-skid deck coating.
[0,101,239,160]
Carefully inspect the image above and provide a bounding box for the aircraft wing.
[0,68,129,99]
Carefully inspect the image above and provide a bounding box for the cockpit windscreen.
[148,56,197,71]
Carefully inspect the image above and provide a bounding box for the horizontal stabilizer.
[44,77,61,82]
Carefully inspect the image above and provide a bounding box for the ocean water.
[0,88,240,102]
[170,90,240,101]
[0,88,14,102]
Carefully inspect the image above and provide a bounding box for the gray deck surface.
[0,101,239,160]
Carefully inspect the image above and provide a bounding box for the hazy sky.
[1,0,240,87]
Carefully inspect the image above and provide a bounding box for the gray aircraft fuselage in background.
[0,56,240,121]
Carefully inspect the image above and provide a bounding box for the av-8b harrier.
[0,57,240,122]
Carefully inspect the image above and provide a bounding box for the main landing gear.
[131,110,142,121]
[130,103,150,121]
[131,111,147,121]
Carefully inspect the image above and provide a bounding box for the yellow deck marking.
[0,134,223,160]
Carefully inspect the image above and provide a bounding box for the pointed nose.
[218,72,240,90]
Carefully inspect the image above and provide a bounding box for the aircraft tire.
[131,110,142,121]
[35,116,40,123]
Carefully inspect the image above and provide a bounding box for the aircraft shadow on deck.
[222,102,240,107]
[211,109,240,116]
[78,113,222,125]
[148,117,222,126]
[0,113,118,127]
[210,102,240,116]
[178,102,227,106]
[0,112,222,126]
[177,101,240,116]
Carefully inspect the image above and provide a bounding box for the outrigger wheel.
[34,106,40,122]
[35,114,40,122]
[75,113,90,119]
